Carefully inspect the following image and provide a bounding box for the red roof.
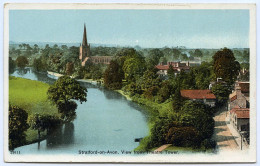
[231,108,250,119]
[156,65,169,70]
[180,90,216,99]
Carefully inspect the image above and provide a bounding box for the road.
[213,109,239,151]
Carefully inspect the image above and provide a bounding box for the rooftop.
[230,108,250,119]
[180,90,216,100]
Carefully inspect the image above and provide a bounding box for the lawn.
[9,76,58,115]
[9,76,59,145]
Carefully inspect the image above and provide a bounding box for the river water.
[10,68,149,155]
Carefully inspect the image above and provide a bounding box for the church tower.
[79,24,91,66]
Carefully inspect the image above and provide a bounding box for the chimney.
[235,85,242,97]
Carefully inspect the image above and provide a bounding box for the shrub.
[201,139,217,150]
[9,105,29,150]
[166,126,201,147]
[143,86,159,100]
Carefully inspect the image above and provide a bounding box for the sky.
[9,9,249,48]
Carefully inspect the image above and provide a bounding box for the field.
[9,76,59,144]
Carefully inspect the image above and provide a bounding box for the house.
[229,82,249,110]
[230,107,250,132]
[180,89,216,107]
[228,81,250,144]
[155,61,190,78]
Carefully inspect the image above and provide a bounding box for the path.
[154,144,172,152]
[213,109,239,151]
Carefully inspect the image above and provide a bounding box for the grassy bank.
[119,93,172,151]
[9,76,59,145]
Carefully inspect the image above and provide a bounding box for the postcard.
[3,3,256,163]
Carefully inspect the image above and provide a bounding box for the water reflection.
[10,68,56,85]
[101,89,124,100]
[17,68,30,75]
[45,123,75,149]
[63,123,75,145]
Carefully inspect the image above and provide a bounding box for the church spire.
[82,24,88,46]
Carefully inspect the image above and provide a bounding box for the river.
[10,68,149,155]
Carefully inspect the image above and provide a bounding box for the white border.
[2,2,257,164]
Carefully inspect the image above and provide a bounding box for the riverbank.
[9,76,60,149]
[47,71,64,77]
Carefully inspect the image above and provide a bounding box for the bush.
[143,86,159,100]
[201,139,217,150]
[166,126,201,147]
[9,105,29,150]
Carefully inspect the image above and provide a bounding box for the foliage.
[192,61,214,89]
[48,76,87,122]
[29,114,62,138]
[157,80,173,103]
[33,56,48,72]
[104,60,124,90]
[123,82,143,96]
[180,101,215,140]
[242,49,249,63]
[211,83,232,104]
[123,57,144,82]
[213,48,240,84]
[9,105,29,150]
[9,57,16,73]
[66,62,74,75]
[171,88,183,113]
[149,118,173,147]
[145,49,164,69]
[143,86,160,100]
[172,49,181,60]
[167,64,175,80]
[200,139,216,150]
[166,126,200,147]
[194,49,203,57]
[138,68,160,90]
[16,56,29,68]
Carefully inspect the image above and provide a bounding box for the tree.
[9,57,16,73]
[145,49,164,69]
[139,68,160,90]
[157,80,173,103]
[180,53,188,61]
[104,60,124,90]
[194,49,203,57]
[33,44,39,54]
[171,88,183,113]
[123,58,144,82]
[180,101,214,140]
[166,126,200,147]
[242,49,249,63]
[9,105,29,150]
[172,49,181,60]
[29,114,61,140]
[47,76,87,122]
[211,83,232,105]
[167,64,175,80]
[213,48,240,84]
[16,56,29,68]
[33,57,47,72]
[193,61,214,89]
[66,62,74,75]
